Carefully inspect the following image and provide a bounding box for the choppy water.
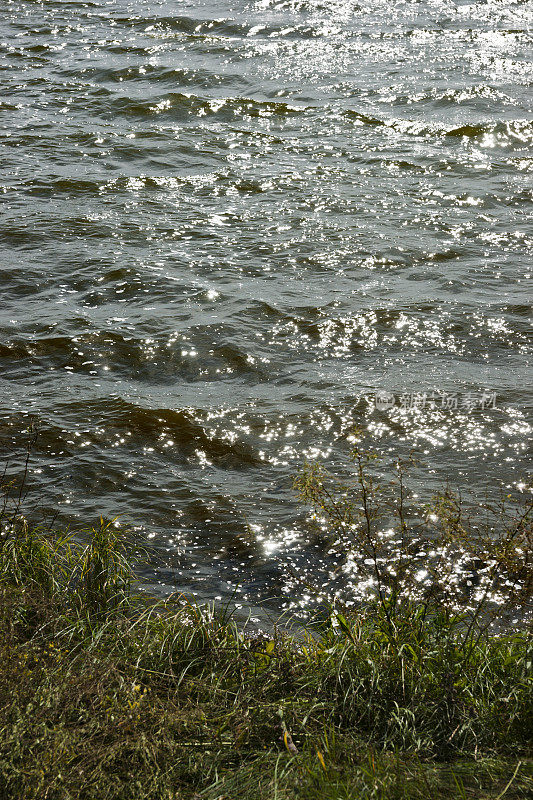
[1,0,532,620]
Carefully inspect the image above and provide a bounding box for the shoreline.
[0,522,531,799]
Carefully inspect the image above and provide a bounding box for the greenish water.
[1,0,531,619]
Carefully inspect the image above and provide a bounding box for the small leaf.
[336,613,350,635]
[283,731,298,755]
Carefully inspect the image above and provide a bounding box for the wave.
[61,398,262,469]
[81,90,309,121]
[345,110,533,145]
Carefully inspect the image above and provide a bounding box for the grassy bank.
[0,517,531,800]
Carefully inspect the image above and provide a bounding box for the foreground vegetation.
[0,448,531,798]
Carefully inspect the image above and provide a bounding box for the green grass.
[0,521,531,799]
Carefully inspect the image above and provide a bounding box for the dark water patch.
[45,398,264,470]
[88,65,249,91]
[345,111,533,147]
[118,15,320,40]
[20,177,108,198]
[90,92,311,122]
[115,15,249,37]
[445,121,533,139]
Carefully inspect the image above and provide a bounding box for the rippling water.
[1,0,531,620]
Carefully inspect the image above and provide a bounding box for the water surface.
[1,0,532,619]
